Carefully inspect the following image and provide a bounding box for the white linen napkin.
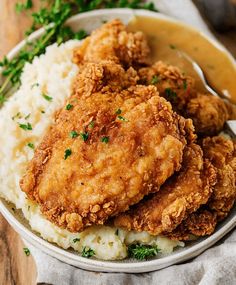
[24,1,236,284]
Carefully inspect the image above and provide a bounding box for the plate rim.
[0,8,235,273]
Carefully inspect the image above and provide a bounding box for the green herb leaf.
[80,132,89,142]
[165,88,177,101]
[169,44,176,50]
[19,122,32,131]
[118,115,128,122]
[70,130,79,138]
[128,244,160,260]
[101,136,109,144]
[65,104,73,110]
[116,108,122,115]
[150,75,159,84]
[81,247,95,258]
[25,113,31,119]
[16,0,33,13]
[183,80,187,90]
[27,142,35,149]
[31,82,39,89]
[88,121,95,129]
[73,238,80,243]
[42,93,53,102]
[23,247,31,256]
[64,148,72,160]
[115,229,119,236]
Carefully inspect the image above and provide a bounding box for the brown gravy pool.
[128,16,236,103]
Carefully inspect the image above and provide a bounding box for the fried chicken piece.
[203,136,236,220]
[20,61,188,232]
[166,209,217,240]
[138,61,196,111]
[186,94,231,135]
[167,136,236,240]
[114,143,216,235]
[73,19,150,67]
[138,61,235,135]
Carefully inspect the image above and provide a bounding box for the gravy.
[128,16,236,103]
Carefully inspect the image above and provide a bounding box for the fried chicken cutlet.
[114,143,216,235]
[73,19,150,68]
[138,61,236,135]
[20,61,189,232]
[166,136,236,240]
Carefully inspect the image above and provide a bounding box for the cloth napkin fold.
[24,1,236,284]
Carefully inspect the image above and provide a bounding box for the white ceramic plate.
[0,8,235,273]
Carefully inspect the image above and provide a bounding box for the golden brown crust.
[73,19,150,67]
[166,210,217,240]
[114,143,216,235]
[167,136,236,240]
[186,94,230,135]
[138,61,196,111]
[138,61,234,136]
[20,61,188,232]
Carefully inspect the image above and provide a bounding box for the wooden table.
[0,1,235,285]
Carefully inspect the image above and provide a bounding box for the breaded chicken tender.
[114,143,216,235]
[167,136,236,240]
[73,19,150,67]
[186,94,232,135]
[20,61,188,232]
[138,61,235,135]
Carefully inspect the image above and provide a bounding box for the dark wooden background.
[0,1,235,284]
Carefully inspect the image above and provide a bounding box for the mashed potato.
[0,40,183,260]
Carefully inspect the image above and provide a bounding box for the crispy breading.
[73,19,150,67]
[20,61,189,232]
[203,136,236,220]
[114,143,216,235]
[138,61,235,135]
[167,136,236,240]
[186,94,230,135]
[166,209,217,240]
[138,61,196,111]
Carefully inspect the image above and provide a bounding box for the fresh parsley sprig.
[128,244,160,260]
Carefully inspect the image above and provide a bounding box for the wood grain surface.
[0,1,235,285]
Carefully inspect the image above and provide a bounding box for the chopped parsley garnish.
[80,132,89,142]
[118,115,128,122]
[73,238,80,243]
[25,113,31,120]
[64,148,72,160]
[169,44,176,50]
[41,110,45,114]
[19,122,32,131]
[115,229,119,236]
[15,0,33,13]
[88,121,95,129]
[165,88,177,101]
[81,247,95,258]
[23,247,31,256]
[150,75,159,84]
[31,82,39,89]
[42,93,53,102]
[66,104,73,110]
[12,112,22,120]
[183,80,187,90]
[70,130,79,138]
[128,244,160,260]
[116,108,122,115]
[101,136,109,144]
[27,142,34,149]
